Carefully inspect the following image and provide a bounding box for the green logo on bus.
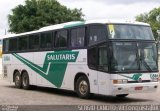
[12,51,79,88]
[120,73,142,81]
[131,73,142,81]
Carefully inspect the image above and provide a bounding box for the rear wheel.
[116,94,128,97]
[22,72,30,90]
[76,76,90,99]
[14,71,22,88]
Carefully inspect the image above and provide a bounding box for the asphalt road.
[0,78,160,106]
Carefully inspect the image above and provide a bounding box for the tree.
[8,0,84,33]
[136,7,160,39]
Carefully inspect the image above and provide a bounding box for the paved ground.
[0,79,160,106]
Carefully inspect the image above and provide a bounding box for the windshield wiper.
[140,59,153,72]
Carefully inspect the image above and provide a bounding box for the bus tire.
[22,72,30,90]
[14,71,22,89]
[76,76,90,99]
[116,94,128,98]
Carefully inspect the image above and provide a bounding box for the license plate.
[135,86,143,90]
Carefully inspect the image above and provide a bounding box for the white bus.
[2,20,159,98]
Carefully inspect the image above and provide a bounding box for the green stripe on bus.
[12,51,79,88]
[63,22,85,28]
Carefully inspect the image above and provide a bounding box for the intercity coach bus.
[2,20,159,98]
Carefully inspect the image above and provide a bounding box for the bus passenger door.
[97,44,110,95]
[88,47,99,94]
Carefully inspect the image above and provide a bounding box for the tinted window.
[9,38,18,51]
[19,36,28,51]
[89,25,106,46]
[139,43,158,71]
[98,45,108,71]
[40,32,52,49]
[108,24,154,40]
[3,39,9,53]
[55,30,68,48]
[71,27,85,48]
[111,42,139,72]
[110,42,158,72]
[29,34,39,50]
[88,47,97,69]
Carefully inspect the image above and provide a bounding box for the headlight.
[112,79,128,84]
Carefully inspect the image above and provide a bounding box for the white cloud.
[58,0,160,5]
[58,0,160,20]
[0,0,24,36]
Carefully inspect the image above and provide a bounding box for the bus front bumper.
[111,82,159,95]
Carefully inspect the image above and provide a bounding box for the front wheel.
[76,76,90,99]
[116,94,128,98]
[22,72,30,90]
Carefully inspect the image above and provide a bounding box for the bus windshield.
[110,42,158,72]
[108,24,154,40]
[139,43,158,71]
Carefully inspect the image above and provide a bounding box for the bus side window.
[3,39,9,53]
[89,25,106,46]
[9,38,18,52]
[88,47,97,69]
[98,45,108,72]
[29,34,39,50]
[55,30,68,48]
[71,27,85,48]
[19,36,28,51]
[40,32,52,49]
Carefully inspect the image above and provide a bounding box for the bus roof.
[3,19,150,39]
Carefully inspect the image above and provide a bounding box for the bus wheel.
[76,76,90,99]
[22,72,30,90]
[116,94,128,98]
[14,71,22,89]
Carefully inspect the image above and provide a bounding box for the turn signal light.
[112,79,128,84]
[113,80,118,84]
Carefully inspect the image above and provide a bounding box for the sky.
[0,0,160,36]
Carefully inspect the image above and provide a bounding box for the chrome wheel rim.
[79,80,88,95]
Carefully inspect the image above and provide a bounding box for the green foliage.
[136,7,160,39]
[8,0,84,33]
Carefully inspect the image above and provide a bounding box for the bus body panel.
[2,47,159,96]
[111,82,158,95]
[97,72,111,95]
[3,49,100,94]
[110,73,159,95]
